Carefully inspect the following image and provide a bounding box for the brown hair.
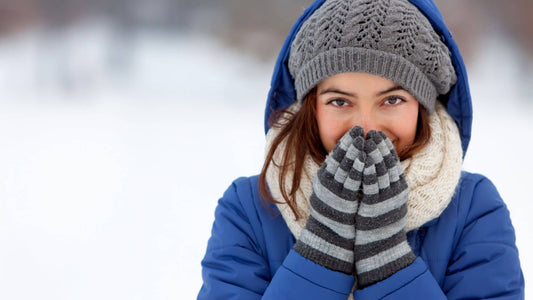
[396,105,431,159]
[258,88,432,220]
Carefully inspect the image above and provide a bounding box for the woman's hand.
[355,130,416,287]
[294,126,366,274]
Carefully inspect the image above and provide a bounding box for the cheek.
[316,109,349,153]
[405,108,419,142]
[318,118,350,153]
[391,108,419,151]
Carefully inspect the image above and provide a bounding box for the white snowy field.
[0,26,531,299]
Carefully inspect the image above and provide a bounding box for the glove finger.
[370,131,402,184]
[348,126,365,140]
[357,149,408,241]
[321,126,364,178]
[374,132,392,164]
[378,131,396,155]
[319,150,363,201]
[340,130,365,176]
[366,130,383,144]
[363,130,377,154]
[377,132,400,168]
[364,132,382,171]
[362,154,378,204]
[322,126,362,176]
[370,133,409,221]
[337,126,364,154]
[370,132,391,191]
[315,144,364,208]
[344,135,366,192]
[333,142,357,185]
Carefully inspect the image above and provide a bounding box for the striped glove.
[355,130,416,287]
[294,126,366,274]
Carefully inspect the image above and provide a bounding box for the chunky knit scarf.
[265,102,463,240]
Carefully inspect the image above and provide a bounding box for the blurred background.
[0,0,531,299]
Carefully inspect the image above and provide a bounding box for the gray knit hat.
[288,0,457,113]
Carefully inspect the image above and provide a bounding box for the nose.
[355,110,379,137]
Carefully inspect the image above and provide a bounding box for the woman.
[198,0,524,298]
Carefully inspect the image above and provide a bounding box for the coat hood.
[264,0,472,156]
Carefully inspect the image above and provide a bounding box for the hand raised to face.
[294,126,366,274]
[355,130,415,287]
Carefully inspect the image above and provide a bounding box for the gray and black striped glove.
[355,130,416,287]
[294,126,366,274]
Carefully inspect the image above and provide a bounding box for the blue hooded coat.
[198,0,525,298]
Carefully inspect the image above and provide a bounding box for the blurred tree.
[435,0,533,61]
[0,0,36,35]
[497,0,533,56]
[0,0,531,61]
[213,0,314,59]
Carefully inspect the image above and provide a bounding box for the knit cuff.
[294,47,438,113]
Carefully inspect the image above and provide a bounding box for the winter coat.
[199,173,523,299]
[198,0,525,298]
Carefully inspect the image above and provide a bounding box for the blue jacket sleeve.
[441,176,524,299]
[264,250,355,299]
[198,178,355,299]
[353,175,524,299]
[198,179,270,299]
[353,257,445,299]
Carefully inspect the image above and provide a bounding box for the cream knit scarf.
[265,102,463,240]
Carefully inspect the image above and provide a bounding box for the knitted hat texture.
[288,0,457,113]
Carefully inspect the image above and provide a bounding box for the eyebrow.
[319,85,405,97]
[377,85,405,96]
[319,88,354,97]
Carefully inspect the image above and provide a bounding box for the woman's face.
[316,72,420,153]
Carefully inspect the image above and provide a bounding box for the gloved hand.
[294,126,366,274]
[354,130,416,287]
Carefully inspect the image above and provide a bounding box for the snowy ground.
[0,25,530,299]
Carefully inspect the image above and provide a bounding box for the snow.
[0,24,530,299]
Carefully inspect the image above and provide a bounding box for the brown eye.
[384,96,405,105]
[328,99,349,107]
